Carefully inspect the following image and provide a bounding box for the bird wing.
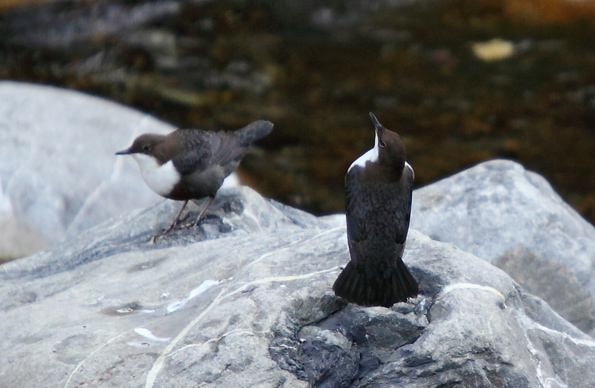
[170,130,212,175]
[171,130,246,176]
[207,131,248,166]
[394,165,414,245]
[345,167,368,265]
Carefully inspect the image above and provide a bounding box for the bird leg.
[162,200,188,235]
[149,200,189,244]
[149,197,213,243]
[191,196,214,227]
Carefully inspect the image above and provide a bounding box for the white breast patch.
[405,161,414,180]
[348,131,379,173]
[132,154,180,197]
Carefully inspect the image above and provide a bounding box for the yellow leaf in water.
[472,38,515,62]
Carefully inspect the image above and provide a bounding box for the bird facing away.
[116,120,274,236]
[333,112,418,307]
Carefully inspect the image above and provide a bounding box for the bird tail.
[237,120,274,146]
[332,257,419,307]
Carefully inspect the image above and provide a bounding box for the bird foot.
[148,223,179,244]
[180,218,204,229]
[148,230,168,244]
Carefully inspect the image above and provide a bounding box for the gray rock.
[2,182,595,388]
[496,248,595,335]
[0,81,172,258]
[411,160,595,336]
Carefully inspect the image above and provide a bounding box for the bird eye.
[142,144,151,152]
[378,138,386,148]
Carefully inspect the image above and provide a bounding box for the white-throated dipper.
[333,112,418,307]
[116,119,274,236]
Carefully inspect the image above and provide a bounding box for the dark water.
[2,0,595,224]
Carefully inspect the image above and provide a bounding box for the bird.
[116,119,274,237]
[333,112,418,307]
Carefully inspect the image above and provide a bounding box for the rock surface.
[411,160,595,336]
[3,167,595,387]
[0,81,172,258]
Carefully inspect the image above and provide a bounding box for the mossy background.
[2,0,595,224]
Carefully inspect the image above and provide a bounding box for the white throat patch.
[405,161,414,180]
[131,154,180,197]
[348,130,380,173]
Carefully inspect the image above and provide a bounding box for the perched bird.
[116,120,274,236]
[333,112,418,307]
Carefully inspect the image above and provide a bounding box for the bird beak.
[115,147,132,155]
[369,112,383,131]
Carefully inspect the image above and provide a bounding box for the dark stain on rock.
[270,294,428,387]
[127,256,167,273]
[101,301,144,316]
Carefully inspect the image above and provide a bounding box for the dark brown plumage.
[333,112,418,307]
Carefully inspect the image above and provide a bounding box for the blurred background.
[2,0,595,225]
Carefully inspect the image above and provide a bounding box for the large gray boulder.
[411,160,595,336]
[0,81,172,259]
[2,177,595,387]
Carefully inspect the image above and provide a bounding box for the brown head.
[369,112,406,173]
[115,133,171,164]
